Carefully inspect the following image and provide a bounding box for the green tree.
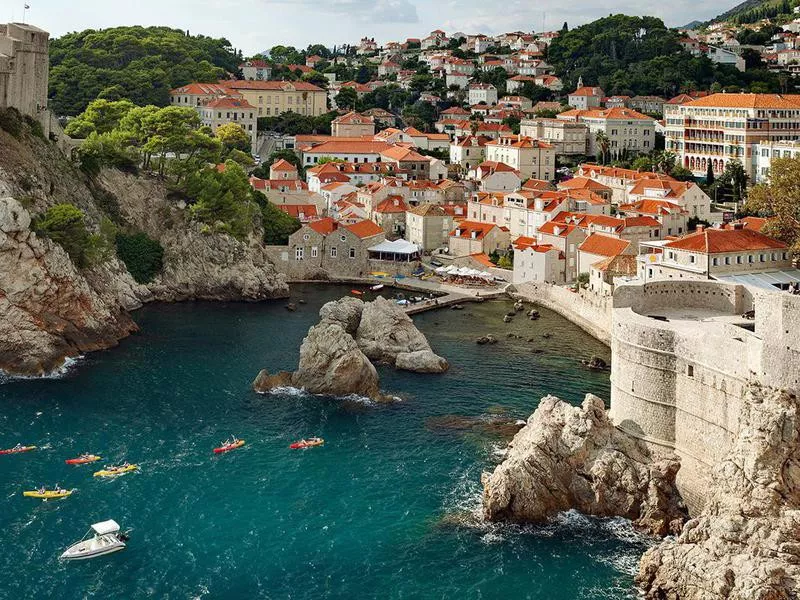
[115,232,164,283]
[706,162,715,185]
[215,122,251,153]
[746,157,800,255]
[34,204,102,268]
[256,194,302,245]
[186,161,259,239]
[595,131,610,165]
[64,98,136,138]
[335,87,358,110]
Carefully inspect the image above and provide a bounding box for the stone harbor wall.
[512,282,612,344]
[265,245,421,281]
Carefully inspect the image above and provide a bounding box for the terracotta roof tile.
[344,219,384,239]
[664,228,787,253]
[578,234,630,257]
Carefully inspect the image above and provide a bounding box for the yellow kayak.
[94,464,139,478]
[23,489,74,500]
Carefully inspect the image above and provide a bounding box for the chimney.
[733,222,744,230]
[697,225,705,232]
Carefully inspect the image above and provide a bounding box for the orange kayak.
[290,438,324,450]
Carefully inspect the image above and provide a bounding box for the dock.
[403,290,507,315]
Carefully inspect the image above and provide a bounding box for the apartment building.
[484,136,555,181]
[754,139,800,182]
[664,93,800,179]
[558,107,656,158]
[331,111,375,137]
[199,98,257,153]
[222,80,327,117]
[520,118,589,155]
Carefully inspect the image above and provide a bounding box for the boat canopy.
[91,520,121,535]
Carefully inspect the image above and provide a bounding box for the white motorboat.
[60,520,128,561]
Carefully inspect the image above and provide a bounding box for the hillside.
[48,26,243,116]
[708,0,794,25]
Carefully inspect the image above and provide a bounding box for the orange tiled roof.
[469,253,496,267]
[345,219,384,238]
[304,140,394,154]
[664,228,787,253]
[559,107,653,121]
[223,80,324,92]
[374,196,408,213]
[278,204,318,220]
[308,217,338,235]
[205,96,255,109]
[558,177,611,192]
[579,233,630,257]
[333,111,375,125]
[271,159,296,171]
[682,93,800,110]
[450,220,500,240]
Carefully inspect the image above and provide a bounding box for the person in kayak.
[12,443,23,451]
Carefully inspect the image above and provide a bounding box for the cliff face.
[482,394,687,536]
[0,127,288,376]
[0,197,138,375]
[637,386,800,599]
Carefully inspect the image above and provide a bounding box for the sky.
[7,0,736,55]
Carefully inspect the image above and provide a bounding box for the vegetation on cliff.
[33,203,114,268]
[115,232,164,283]
[49,26,242,116]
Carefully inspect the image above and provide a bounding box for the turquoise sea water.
[0,285,649,599]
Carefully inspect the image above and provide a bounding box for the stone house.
[239,60,272,81]
[199,97,257,153]
[406,203,458,251]
[331,111,376,137]
[485,136,556,181]
[577,233,635,279]
[450,135,491,171]
[512,236,565,284]
[372,195,408,236]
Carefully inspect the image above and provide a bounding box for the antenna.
[22,2,29,24]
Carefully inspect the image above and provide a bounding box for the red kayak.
[290,438,324,450]
[0,445,36,455]
[65,454,101,465]
[214,439,245,454]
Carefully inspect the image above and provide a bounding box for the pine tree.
[706,162,715,185]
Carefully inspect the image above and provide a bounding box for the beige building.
[406,203,455,251]
[169,83,235,108]
[448,220,510,257]
[512,236,565,284]
[200,98,257,154]
[664,93,800,179]
[638,225,792,284]
[449,135,491,171]
[0,23,49,118]
[223,80,328,117]
[331,111,376,137]
[558,107,656,158]
[520,118,589,155]
[239,60,272,81]
[485,136,556,181]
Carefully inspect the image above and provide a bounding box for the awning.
[714,269,800,291]
[92,520,121,535]
[368,239,421,255]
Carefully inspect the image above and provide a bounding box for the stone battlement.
[0,23,49,118]
[610,279,799,512]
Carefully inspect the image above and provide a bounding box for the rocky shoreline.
[253,296,448,400]
[483,387,800,599]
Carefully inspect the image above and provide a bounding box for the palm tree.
[595,131,610,165]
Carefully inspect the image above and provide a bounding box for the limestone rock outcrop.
[253,296,447,398]
[395,350,449,374]
[292,321,380,398]
[0,197,138,376]
[98,170,289,302]
[356,296,447,370]
[482,394,687,536]
[637,386,800,599]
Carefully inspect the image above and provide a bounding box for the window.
[295,248,304,261]
[712,257,719,266]
[725,256,730,265]
[687,365,694,377]
[303,234,310,241]
[330,247,337,257]
[340,235,347,242]
[311,246,318,258]
[689,255,696,264]
[737,255,743,264]
[349,248,356,258]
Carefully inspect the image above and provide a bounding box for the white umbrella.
[457,267,472,276]
[444,265,459,274]
[435,266,446,274]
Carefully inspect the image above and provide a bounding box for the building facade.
[0,23,49,118]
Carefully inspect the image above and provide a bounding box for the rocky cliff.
[482,394,687,536]
[253,296,448,399]
[0,197,138,375]
[637,386,800,599]
[0,124,288,376]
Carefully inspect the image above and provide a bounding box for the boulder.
[319,296,364,335]
[637,386,800,599]
[482,394,687,536]
[292,322,380,398]
[356,296,431,364]
[396,350,449,374]
[476,335,498,345]
[252,370,294,393]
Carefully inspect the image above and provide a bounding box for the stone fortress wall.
[610,279,800,513]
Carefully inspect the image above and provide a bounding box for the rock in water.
[637,386,800,599]
[356,296,444,367]
[482,394,686,536]
[396,350,449,374]
[0,197,139,376]
[293,322,380,398]
[252,370,294,392]
[319,296,364,336]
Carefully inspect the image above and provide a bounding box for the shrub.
[115,232,164,283]
[34,203,96,267]
[0,107,24,138]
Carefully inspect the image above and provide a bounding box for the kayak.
[371,284,384,291]
[66,455,101,465]
[290,438,324,450]
[0,445,36,455]
[213,440,245,454]
[94,465,139,478]
[23,489,74,500]
[351,290,364,296]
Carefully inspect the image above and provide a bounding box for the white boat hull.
[60,534,126,561]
